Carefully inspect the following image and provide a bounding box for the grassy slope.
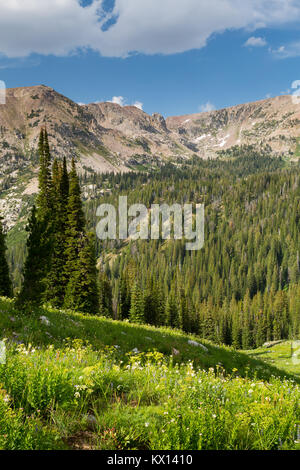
[0,298,298,383]
[246,341,300,377]
[1,297,300,450]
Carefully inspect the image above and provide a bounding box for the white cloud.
[108,96,143,109]
[244,36,267,47]
[292,80,300,89]
[0,0,103,57]
[110,96,127,106]
[273,42,300,58]
[199,102,216,113]
[132,101,143,110]
[0,1,300,58]
[0,57,40,70]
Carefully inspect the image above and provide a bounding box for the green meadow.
[0,297,299,450]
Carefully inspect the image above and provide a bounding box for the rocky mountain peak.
[1,86,300,230]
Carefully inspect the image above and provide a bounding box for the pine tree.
[44,158,69,306]
[99,271,113,317]
[144,278,159,325]
[60,157,69,202]
[129,282,145,324]
[64,158,85,287]
[232,311,242,349]
[155,282,165,326]
[202,298,216,341]
[63,159,98,314]
[118,273,131,319]
[36,128,53,214]
[18,133,101,313]
[165,290,178,328]
[18,128,55,307]
[17,206,45,307]
[0,216,12,297]
[64,233,99,314]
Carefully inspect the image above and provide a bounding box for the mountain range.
[0,85,299,228]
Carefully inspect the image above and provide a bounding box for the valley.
[0,86,300,451]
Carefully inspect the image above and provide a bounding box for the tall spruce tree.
[118,273,131,319]
[63,160,98,313]
[129,282,145,324]
[44,158,69,306]
[37,128,53,214]
[18,130,100,313]
[64,233,99,314]
[17,206,45,307]
[18,128,55,307]
[60,157,69,201]
[64,158,85,284]
[99,271,113,317]
[0,215,12,297]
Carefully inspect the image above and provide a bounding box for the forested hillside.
[83,146,300,348]
[3,142,300,350]
[1,132,300,451]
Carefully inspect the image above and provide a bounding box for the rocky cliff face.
[1,86,299,174]
[0,85,299,229]
[166,95,300,159]
[0,85,193,179]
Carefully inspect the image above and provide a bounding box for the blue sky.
[0,0,300,117]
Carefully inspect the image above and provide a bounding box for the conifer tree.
[18,129,55,307]
[64,158,85,286]
[18,132,100,313]
[144,278,158,325]
[202,298,216,341]
[129,282,145,324]
[99,271,113,317]
[60,157,69,202]
[165,291,178,328]
[14,141,300,342]
[44,158,69,306]
[64,233,99,314]
[17,206,44,307]
[0,216,12,297]
[63,160,98,314]
[232,311,242,349]
[36,128,53,214]
[154,282,165,326]
[118,273,131,319]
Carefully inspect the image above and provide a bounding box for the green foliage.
[82,147,300,348]
[18,131,98,314]
[129,283,145,324]
[0,388,64,450]
[62,158,99,313]
[6,141,300,342]
[0,297,300,450]
[44,158,69,306]
[99,271,113,317]
[0,216,12,297]
[64,233,99,314]
[36,128,53,214]
[16,206,47,307]
[17,129,56,307]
